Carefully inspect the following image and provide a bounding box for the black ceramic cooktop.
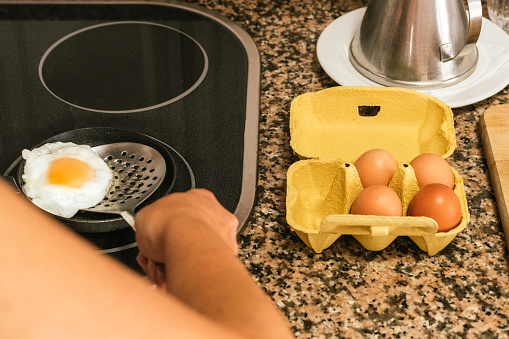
[0,1,260,272]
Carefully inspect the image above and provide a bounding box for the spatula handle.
[120,210,136,231]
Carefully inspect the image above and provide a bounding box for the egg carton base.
[296,231,459,255]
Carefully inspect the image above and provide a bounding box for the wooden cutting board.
[480,105,509,249]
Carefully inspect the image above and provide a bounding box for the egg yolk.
[46,157,95,188]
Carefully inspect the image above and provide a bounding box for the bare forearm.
[0,180,242,339]
[162,222,295,339]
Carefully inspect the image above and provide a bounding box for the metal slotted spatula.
[83,142,167,230]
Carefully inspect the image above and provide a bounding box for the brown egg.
[350,185,403,216]
[408,183,462,232]
[354,149,398,187]
[410,153,455,189]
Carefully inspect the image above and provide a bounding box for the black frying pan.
[8,127,176,233]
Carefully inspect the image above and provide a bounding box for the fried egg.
[21,142,113,218]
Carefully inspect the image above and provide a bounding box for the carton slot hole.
[358,105,380,117]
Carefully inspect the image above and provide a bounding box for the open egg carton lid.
[286,86,470,255]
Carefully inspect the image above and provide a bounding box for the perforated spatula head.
[83,142,166,230]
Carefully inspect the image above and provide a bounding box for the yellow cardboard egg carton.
[286,87,470,255]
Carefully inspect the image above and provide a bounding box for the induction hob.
[0,1,260,273]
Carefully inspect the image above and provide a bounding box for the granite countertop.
[202,0,509,337]
[8,0,509,337]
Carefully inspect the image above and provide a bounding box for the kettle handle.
[440,0,482,61]
[465,0,482,45]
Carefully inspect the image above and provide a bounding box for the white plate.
[317,8,509,108]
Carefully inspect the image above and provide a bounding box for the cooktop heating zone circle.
[39,21,209,113]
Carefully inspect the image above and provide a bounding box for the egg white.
[22,142,113,218]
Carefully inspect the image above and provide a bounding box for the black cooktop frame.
[0,0,261,235]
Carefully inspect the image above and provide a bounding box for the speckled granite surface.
[8,0,509,337]
[220,1,509,337]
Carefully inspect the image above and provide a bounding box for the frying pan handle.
[120,210,137,231]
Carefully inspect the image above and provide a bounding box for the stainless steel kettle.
[349,0,482,89]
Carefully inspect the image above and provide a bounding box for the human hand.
[137,253,167,291]
[135,189,239,286]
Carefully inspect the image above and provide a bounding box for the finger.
[147,259,160,283]
[154,263,167,291]
[136,253,150,273]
